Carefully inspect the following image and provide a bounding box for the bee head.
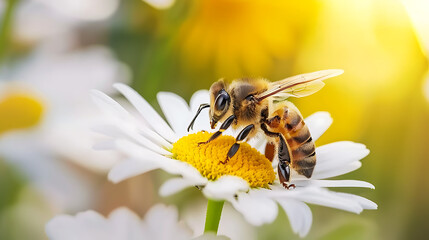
[229,79,264,122]
[209,79,231,129]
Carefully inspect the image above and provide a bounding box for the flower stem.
[0,0,19,62]
[204,199,224,234]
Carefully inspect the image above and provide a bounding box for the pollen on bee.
[172,131,275,188]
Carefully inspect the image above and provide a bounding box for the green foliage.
[0,159,25,213]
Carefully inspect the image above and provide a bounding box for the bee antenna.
[187,103,210,132]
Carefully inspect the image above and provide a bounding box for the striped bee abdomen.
[270,101,316,178]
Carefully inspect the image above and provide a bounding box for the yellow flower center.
[172,131,275,188]
[0,93,44,135]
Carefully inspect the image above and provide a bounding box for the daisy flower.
[91,83,377,237]
[0,46,130,211]
[46,204,193,240]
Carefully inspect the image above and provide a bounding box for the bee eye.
[215,90,230,111]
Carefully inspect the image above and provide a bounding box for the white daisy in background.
[91,83,377,237]
[0,46,130,211]
[2,0,173,53]
[10,1,78,48]
[46,204,193,240]
[33,0,120,21]
[1,0,103,52]
[33,0,175,21]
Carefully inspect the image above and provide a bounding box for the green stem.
[0,0,19,62]
[204,199,225,234]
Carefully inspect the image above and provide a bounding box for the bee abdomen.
[290,138,316,178]
[291,140,315,158]
[285,111,302,131]
[282,107,316,178]
[294,154,316,178]
[268,102,317,179]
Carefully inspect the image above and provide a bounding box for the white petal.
[277,199,312,237]
[312,161,362,179]
[46,215,77,240]
[108,208,143,240]
[93,112,172,151]
[292,187,364,214]
[116,139,207,184]
[163,161,207,185]
[114,83,177,142]
[159,177,198,197]
[121,142,201,181]
[46,211,108,240]
[108,207,140,221]
[91,89,173,150]
[193,233,230,240]
[202,176,249,201]
[293,180,375,189]
[91,124,124,138]
[90,89,130,120]
[46,205,192,240]
[304,112,333,141]
[115,139,171,161]
[144,204,178,229]
[143,204,193,240]
[190,90,210,112]
[139,126,173,149]
[231,192,278,226]
[334,192,378,210]
[116,126,171,155]
[157,92,191,137]
[314,141,369,172]
[122,142,204,184]
[93,140,116,150]
[108,158,161,183]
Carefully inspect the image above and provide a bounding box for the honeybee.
[187,70,343,189]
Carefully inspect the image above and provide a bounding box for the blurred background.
[0,0,428,239]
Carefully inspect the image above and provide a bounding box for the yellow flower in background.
[400,0,429,102]
[178,0,317,77]
[289,0,428,142]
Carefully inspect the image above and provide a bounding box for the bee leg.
[198,115,236,146]
[187,103,210,132]
[221,124,255,164]
[278,161,291,187]
[261,123,295,189]
[275,133,295,189]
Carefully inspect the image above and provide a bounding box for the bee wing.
[256,69,344,102]
[270,80,326,101]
